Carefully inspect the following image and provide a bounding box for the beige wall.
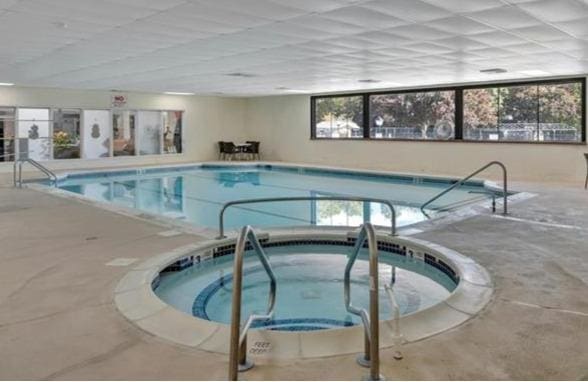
[0,86,247,172]
[245,94,588,184]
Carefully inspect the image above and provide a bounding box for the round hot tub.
[155,243,457,331]
[115,230,492,359]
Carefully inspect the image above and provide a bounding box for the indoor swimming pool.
[52,163,500,230]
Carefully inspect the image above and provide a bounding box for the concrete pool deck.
[0,176,587,380]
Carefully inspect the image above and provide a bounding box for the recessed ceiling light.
[518,69,550,76]
[358,79,381,83]
[52,21,68,29]
[0,82,14,86]
[226,72,256,78]
[480,68,508,74]
[164,91,195,95]
[275,87,309,93]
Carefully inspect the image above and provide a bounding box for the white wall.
[0,86,247,172]
[244,94,588,184]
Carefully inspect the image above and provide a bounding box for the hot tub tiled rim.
[114,230,493,359]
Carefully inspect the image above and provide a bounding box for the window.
[313,95,364,138]
[163,111,182,154]
[82,110,111,159]
[539,82,583,142]
[137,111,162,155]
[113,111,135,156]
[53,108,81,159]
[17,108,51,161]
[464,81,584,143]
[370,90,455,140]
[312,78,585,144]
[0,107,15,162]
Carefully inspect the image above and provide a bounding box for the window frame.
[311,77,586,145]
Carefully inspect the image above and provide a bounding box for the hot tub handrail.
[420,161,508,218]
[218,196,397,239]
[228,225,277,381]
[344,223,382,380]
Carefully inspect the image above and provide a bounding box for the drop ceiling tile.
[269,0,361,13]
[466,6,543,29]
[195,0,306,20]
[421,0,504,13]
[509,24,572,41]
[320,5,408,27]
[288,14,367,35]
[425,16,494,35]
[515,0,588,22]
[361,0,452,22]
[386,24,455,40]
[553,17,588,37]
[467,30,528,46]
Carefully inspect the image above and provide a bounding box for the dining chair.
[245,141,260,160]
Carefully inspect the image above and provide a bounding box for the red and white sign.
[111,94,127,108]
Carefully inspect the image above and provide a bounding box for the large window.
[312,95,364,138]
[370,90,455,140]
[0,106,183,162]
[464,81,584,142]
[312,78,585,144]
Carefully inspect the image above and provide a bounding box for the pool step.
[251,318,355,332]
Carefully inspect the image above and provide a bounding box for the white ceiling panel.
[0,0,586,96]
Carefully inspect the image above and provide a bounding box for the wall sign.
[111,94,127,108]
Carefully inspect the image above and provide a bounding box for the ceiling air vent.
[358,79,381,83]
[480,68,507,74]
[225,72,256,78]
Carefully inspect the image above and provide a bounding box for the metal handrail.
[13,157,57,188]
[228,225,277,381]
[344,223,382,381]
[420,161,508,218]
[218,196,397,239]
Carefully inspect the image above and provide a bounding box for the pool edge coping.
[114,230,493,360]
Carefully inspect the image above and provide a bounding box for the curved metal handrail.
[228,225,277,381]
[344,223,382,380]
[218,196,397,239]
[13,157,57,188]
[420,161,508,218]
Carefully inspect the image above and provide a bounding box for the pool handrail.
[13,157,57,188]
[218,196,397,239]
[344,223,382,380]
[420,161,508,218]
[228,225,277,381]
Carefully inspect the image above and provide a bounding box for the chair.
[244,141,260,160]
[218,141,239,161]
[584,153,588,189]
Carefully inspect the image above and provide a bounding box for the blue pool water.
[155,245,457,330]
[55,164,494,230]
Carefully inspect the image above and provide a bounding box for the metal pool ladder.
[420,161,508,218]
[344,223,383,381]
[13,157,57,188]
[228,225,277,381]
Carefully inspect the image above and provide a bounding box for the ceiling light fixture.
[0,82,14,86]
[275,87,309,93]
[480,68,508,74]
[518,69,550,76]
[164,91,195,96]
[226,72,256,78]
